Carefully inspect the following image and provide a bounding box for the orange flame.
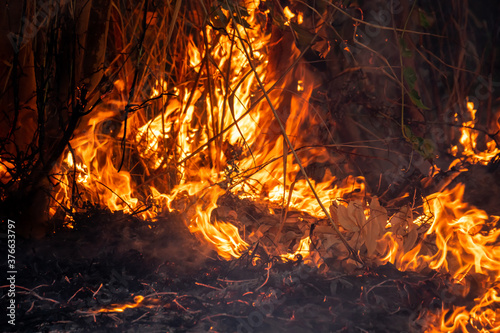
[281,237,312,261]
[375,184,500,331]
[49,2,360,261]
[451,100,499,165]
[96,295,145,313]
[283,6,295,26]
[431,286,500,332]
[47,2,500,329]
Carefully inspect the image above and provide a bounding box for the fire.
[281,237,312,261]
[51,110,140,218]
[375,184,500,331]
[50,1,270,257]
[49,0,359,260]
[283,6,295,26]
[96,295,145,313]
[297,12,304,25]
[46,1,500,329]
[451,100,500,165]
[434,286,500,332]
[391,184,500,278]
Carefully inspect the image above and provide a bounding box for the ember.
[1,0,499,332]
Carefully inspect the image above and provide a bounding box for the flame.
[281,237,312,261]
[51,110,140,217]
[297,12,304,25]
[375,184,500,331]
[96,295,145,313]
[395,185,500,278]
[451,100,499,164]
[49,1,364,261]
[283,6,295,26]
[50,2,270,258]
[297,80,304,92]
[47,1,500,329]
[435,286,500,332]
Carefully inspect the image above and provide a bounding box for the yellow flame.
[452,100,499,164]
[297,12,304,25]
[297,80,304,92]
[283,6,295,26]
[281,237,312,261]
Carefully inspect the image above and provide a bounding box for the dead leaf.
[321,234,340,250]
[404,228,418,252]
[337,203,359,232]
[329,201,339,222]
[228,210,238,220]
[370,197,388,235]
[314,225,337,235]
[390,206,412,236]
[281,231,300,244]
[365,197,388,256]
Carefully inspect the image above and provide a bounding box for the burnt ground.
[0,206,476,333]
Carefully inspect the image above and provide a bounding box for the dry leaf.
[258,224,271,235]
[404,228,418,252]
[321,234,340,250]
[281,231,300,244]
[365,197,388,256]
[329,201,339,222]
[391,206,412,236]
[349,201,366,228]
[227,210,238,220]
[314,225,337,235]
[370,197,388,235]
[337,203,359,232]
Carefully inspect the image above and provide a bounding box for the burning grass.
[1,0,500,331]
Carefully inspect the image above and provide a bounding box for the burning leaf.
[404,227,418,253]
